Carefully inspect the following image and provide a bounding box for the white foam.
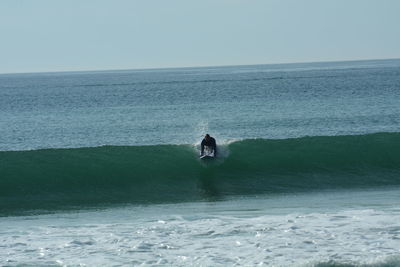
[2,188,400,266]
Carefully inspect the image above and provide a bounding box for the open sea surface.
[1,59,400,266]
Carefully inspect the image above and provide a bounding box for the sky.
[1,0,400,74]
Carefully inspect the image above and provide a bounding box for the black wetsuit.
[201,137,217,156]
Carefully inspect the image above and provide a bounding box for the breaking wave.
[1,132,400,215]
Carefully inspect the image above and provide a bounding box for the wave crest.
[1,132,400,214]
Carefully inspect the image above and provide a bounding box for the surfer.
[200,134,217,157]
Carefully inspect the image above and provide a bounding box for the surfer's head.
[205,134,210,140]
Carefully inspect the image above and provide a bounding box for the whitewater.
[1,59,400,266]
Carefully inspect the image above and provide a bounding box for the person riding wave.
[200,134,217,157]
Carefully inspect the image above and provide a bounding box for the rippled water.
[1,59,400,266]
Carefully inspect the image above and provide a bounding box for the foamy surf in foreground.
[1,188,400,266]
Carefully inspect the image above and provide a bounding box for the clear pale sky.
[1,0,400,73]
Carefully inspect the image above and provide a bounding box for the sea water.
[1,59,400,266]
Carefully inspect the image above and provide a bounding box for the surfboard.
[200,154,214,160]
[200,149,215,159]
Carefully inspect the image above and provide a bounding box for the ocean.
[1,59,400,266]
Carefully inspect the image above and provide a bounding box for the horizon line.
[1,57,399,76]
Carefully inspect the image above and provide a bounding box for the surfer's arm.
[213,144,217,156]
[212,139,217,156]
[200,140,205,155]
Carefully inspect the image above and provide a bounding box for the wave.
[1,132,400,214]
[312,255,400,267]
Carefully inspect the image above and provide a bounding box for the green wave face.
[1,132,400,215]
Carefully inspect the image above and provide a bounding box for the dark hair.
[205,134,210,137]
